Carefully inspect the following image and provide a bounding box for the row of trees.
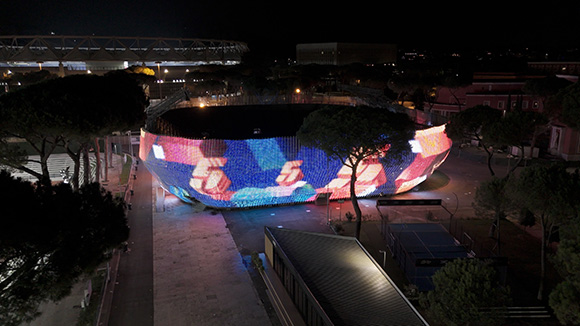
[0,70,148,324]
[474,164,580,306]
[444,78,580,324]
[0,71,147,188]
[418,163,579,326]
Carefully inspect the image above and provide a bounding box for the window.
[498,101,504,109]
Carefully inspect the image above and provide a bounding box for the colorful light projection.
[139,124,452,208]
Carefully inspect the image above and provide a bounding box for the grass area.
[76,270,106,326]
[114,154,133,198]
[119,154,132,185]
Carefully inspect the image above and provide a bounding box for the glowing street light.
[155,61,163,99]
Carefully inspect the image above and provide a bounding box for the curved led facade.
[139,123,452,208]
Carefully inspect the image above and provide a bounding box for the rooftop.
[266,227,428,326]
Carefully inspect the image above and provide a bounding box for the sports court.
[385,223,471,291]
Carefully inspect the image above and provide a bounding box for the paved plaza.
[152,195,272,326]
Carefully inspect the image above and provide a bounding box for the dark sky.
[3,1,580,59]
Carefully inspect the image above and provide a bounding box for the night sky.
[2,1,580,59]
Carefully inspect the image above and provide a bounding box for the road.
[108,160,154,326]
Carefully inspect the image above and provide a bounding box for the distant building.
[429,72,580,161]
[0,35,249,97]
[429,72,546,117]
[528,61,580,77]
[296,42,397,65]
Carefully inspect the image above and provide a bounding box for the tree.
[507,164,580,301]
[549,210,580,325]
[485,110,548,174]
[4,70,57,90]
[556,81,580,130]
[420,258,511,326]
[297,105,415,239]
[438,73,472,112]
[387,70,436,107]
[445,105,502,176]
[0,73,147,188]
[56,73,147,188]
[0,82,67,185]
[473,176,510,255]
[522,75,571,117]
[0,171,129,325]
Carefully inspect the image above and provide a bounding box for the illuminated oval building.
[139,104,452,208]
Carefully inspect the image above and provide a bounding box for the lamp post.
[155,61,163,99]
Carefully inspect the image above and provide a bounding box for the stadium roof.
[265,227,429,326]
[0,35,249,66]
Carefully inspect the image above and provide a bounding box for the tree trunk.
[351,165,362,240]
[497,213,501,256]
[72,155,80,190]
[94,138,101,183]
[104,136,109,181]
[481,142,495,176]
[65,142,81,191]
[82,145,90,186]
[509,145,524,175]
[449,89,463,112]
[39,153,51,186]
[38,138,59,186]
[486,151,495,176]
[538,215,546,301]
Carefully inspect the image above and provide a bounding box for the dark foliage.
[0,171,129,325]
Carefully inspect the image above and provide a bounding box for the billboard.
[140,124,452,208]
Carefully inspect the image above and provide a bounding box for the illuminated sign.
[139,125,452,208]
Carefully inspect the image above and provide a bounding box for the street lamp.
[155,61,163,99]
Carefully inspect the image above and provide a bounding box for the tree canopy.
[0,171,129,325]
[507,164,580,301]
[485,110,548,174]
[420,258,511,326]
[297,105,415,239]
[445,105,502,176]
[551,81,580,130]
[549,215,580,325]
[0,72,147,187]
[472,176,510,255]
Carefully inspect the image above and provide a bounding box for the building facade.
[429,73,580,161]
